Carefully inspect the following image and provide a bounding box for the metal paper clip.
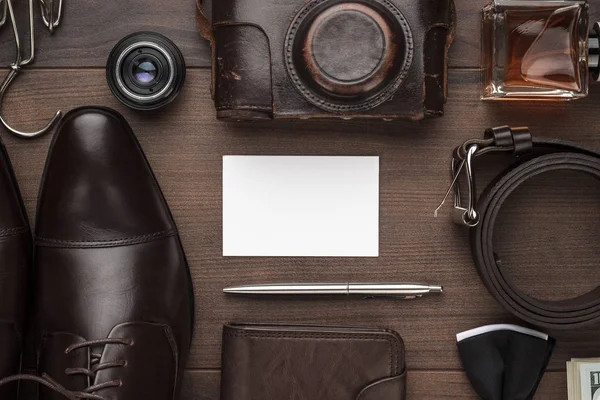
[0,0,64,139]
[0,0,8,29]
[39,0,62,33]
[434,145,480,227]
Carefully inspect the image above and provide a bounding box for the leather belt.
[438,126,600,329]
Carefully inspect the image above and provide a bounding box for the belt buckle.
[434,126,533,227]
[441,144,480,227]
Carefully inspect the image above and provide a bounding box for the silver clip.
[39,0,62,33]
[0,0,63,139]
[434,145,480,227]
[0,0,8,29]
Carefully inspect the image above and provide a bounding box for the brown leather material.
[0,322,21,399]
[468,133,600,329]
[39,333,90,397]
[196,0,216,100]
[214,25,273,117]
[424,26,450,115]
[357,374,407,400]
[196,0,213,43]
[93,322,178,400]
[285,0,413,113]
[0,136,32,398]
[197,0,455,120]
[35,109,174,243]
[221,324,406,400]
[33,107,194,400]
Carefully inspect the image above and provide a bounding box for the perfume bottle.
[482,0,600,100]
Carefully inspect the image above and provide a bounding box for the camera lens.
[134,59,158,84]
[106,32,186,111]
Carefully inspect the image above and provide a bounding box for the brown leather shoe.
[33,107,194,400]
[0,137,31,398]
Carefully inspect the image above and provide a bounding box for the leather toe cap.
[36,107,175,244]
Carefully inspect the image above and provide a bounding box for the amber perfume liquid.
[482,0,590,100]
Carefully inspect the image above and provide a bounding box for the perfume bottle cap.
[592,23,600,82]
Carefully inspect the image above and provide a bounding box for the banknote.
[579,362,600,400]
[567,358,600,400]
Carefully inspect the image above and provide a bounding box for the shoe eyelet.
[128,340,135,347]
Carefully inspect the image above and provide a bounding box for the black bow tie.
[457,325,555,400]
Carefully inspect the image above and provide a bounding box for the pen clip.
[363,295,423,300]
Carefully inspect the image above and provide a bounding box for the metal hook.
[0,0,8,29]
[434,145,480,227]
[459,145,479,226]
[0,0,62,139]
[39,0,62,33]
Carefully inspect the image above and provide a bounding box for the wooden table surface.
[2,0,600,399]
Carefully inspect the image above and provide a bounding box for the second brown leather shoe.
[33,107,194,400]
[0,137,31,399]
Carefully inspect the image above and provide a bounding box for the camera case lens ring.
[285,0,414,113]
[107,32,186,111]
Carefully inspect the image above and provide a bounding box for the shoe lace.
[0,337,133,400]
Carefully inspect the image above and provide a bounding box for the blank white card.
[223,156,379,257]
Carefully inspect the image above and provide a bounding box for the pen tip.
[431,286,443,293]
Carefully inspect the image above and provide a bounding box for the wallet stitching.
[224,330,400,375]
[35,229,177,248]
[0,226,28,238]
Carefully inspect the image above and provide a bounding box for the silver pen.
[223,283,443,299]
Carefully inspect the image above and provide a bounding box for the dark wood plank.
[2,69,600,379]
[1,0,596,68]
[180,370,568,399]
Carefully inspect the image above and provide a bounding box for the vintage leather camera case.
[197,0,455,121]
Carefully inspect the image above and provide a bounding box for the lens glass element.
[134,59,158,84]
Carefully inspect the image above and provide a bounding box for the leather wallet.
[221,324,406,400]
